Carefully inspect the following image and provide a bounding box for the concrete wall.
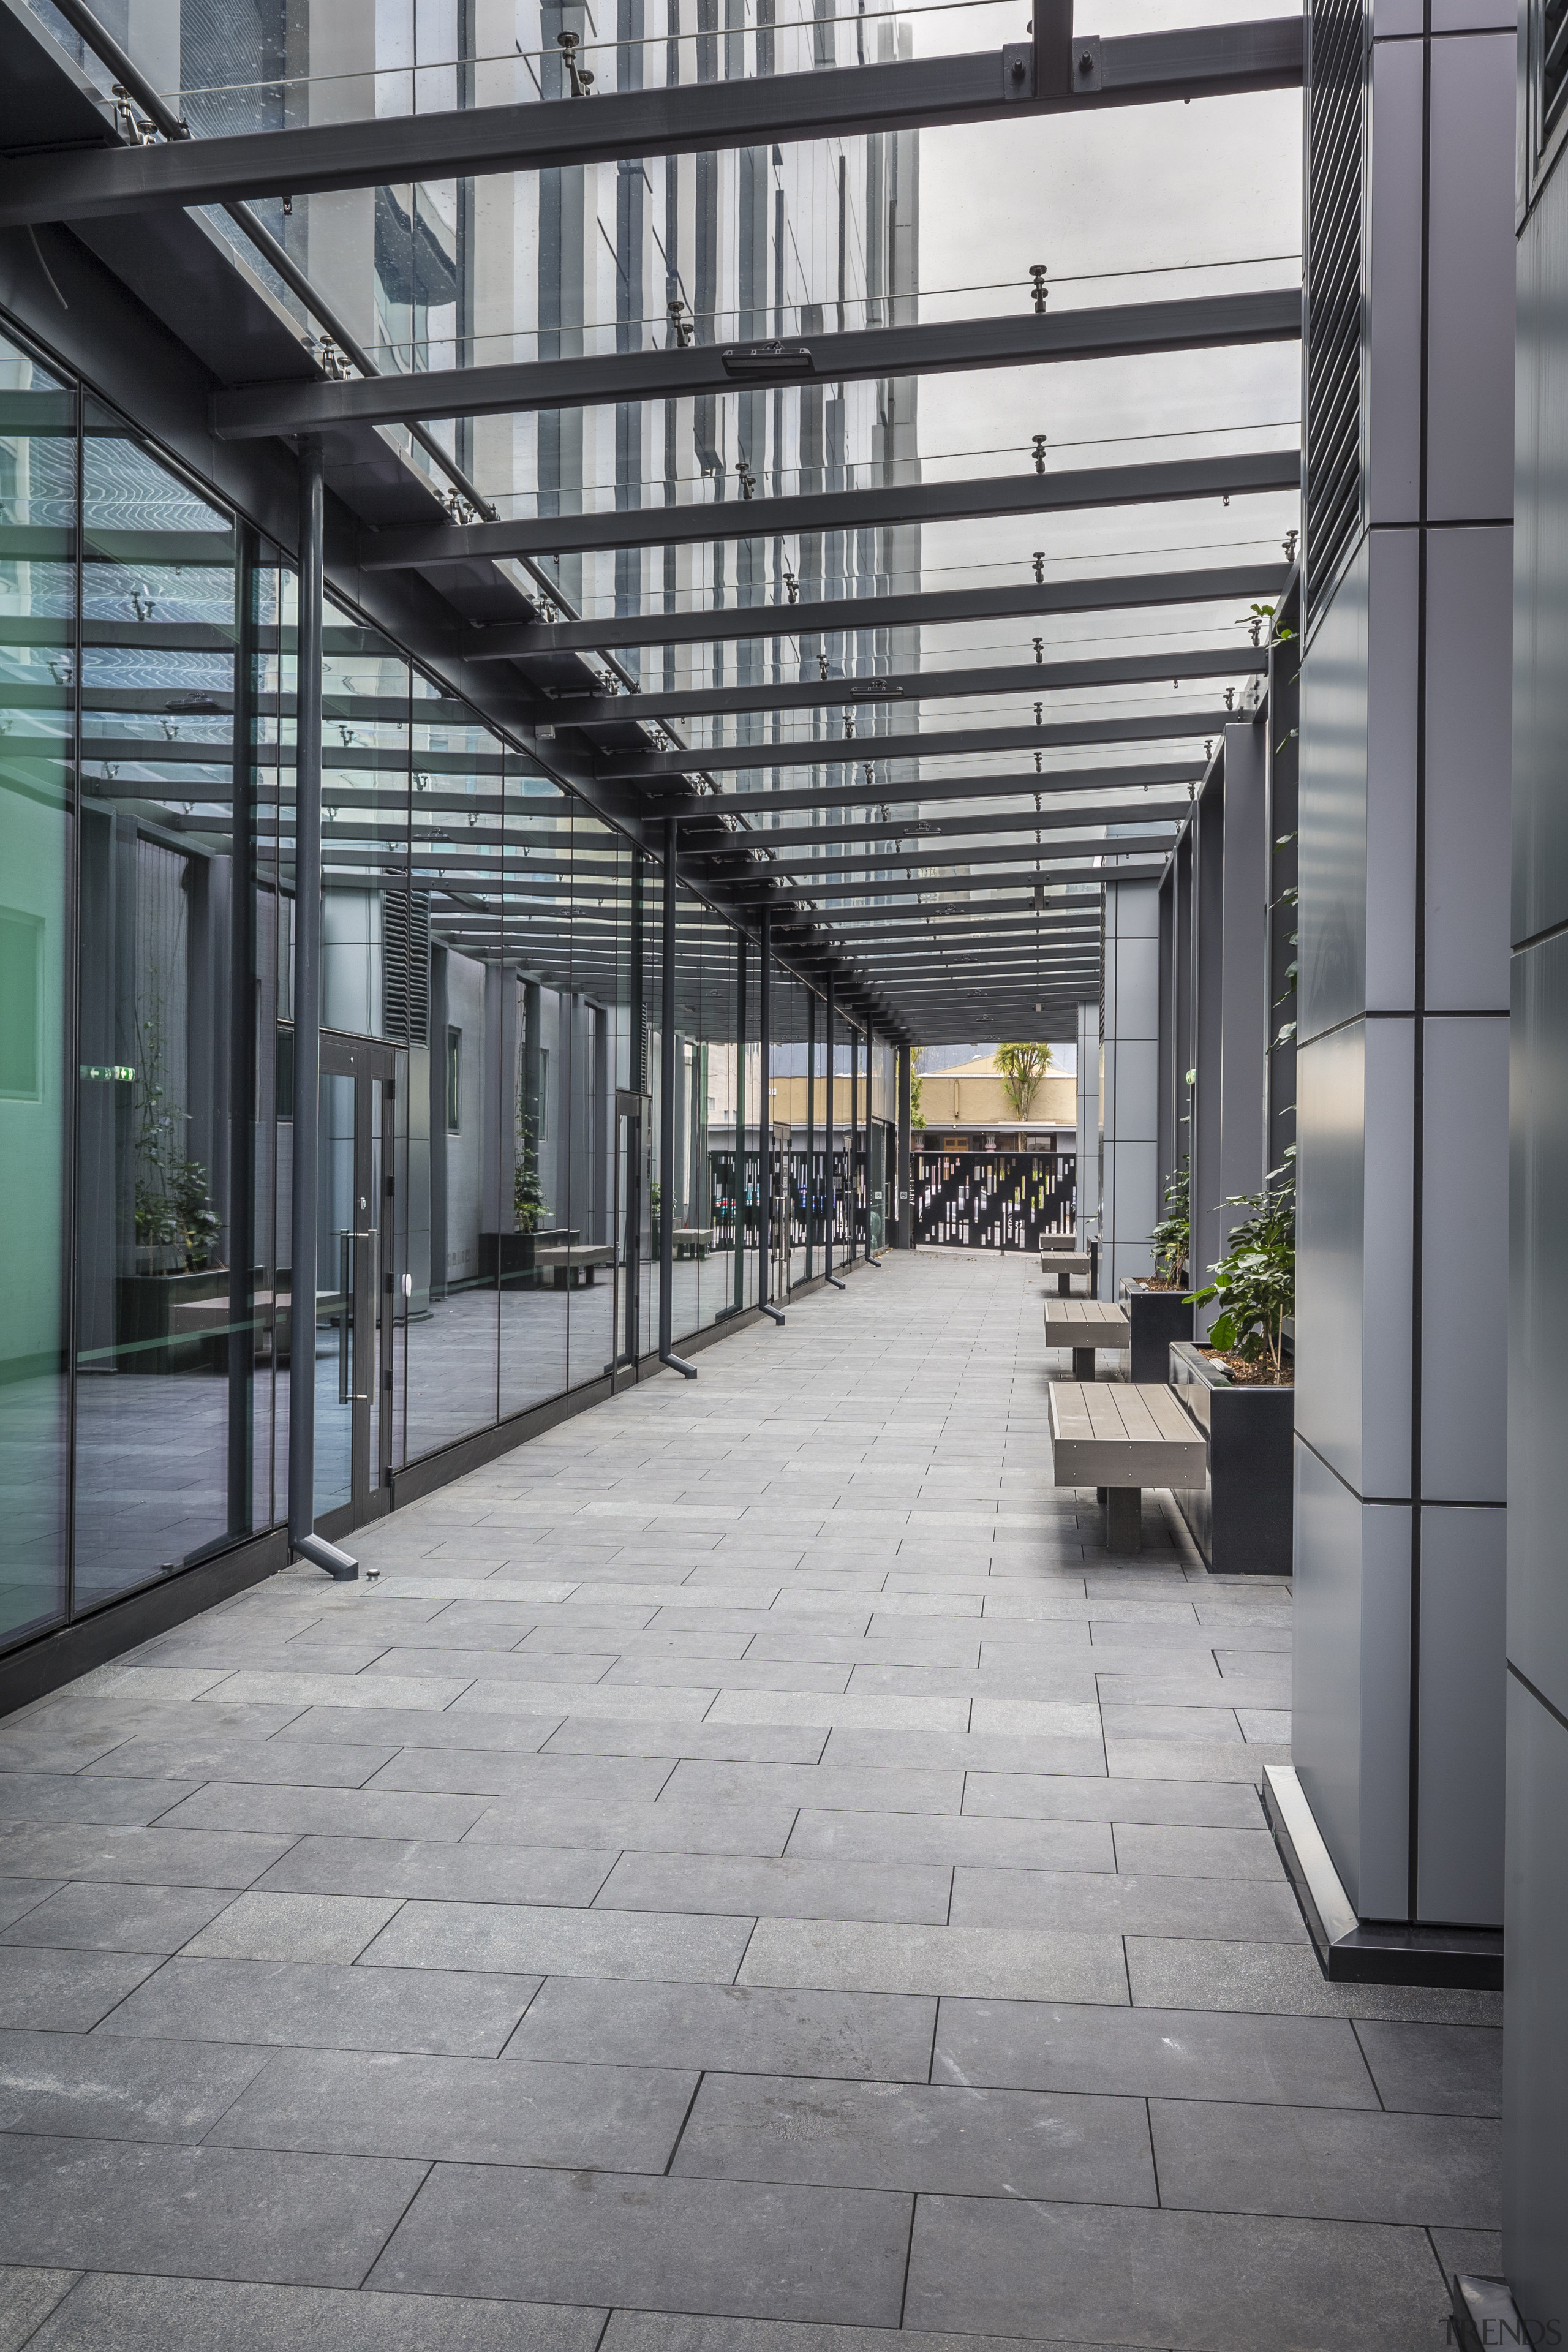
[1293,2,1513,1931]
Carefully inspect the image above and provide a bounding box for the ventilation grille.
[383,886,430,1045]
[1304,0,1366,624]
[1546,0,1568,145]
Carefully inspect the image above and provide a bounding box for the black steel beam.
[213,290,1299,439]
[601,706,1234,781]
[682,799,1190,851]
[0,21,1303,229]
[464,562,1291,658]
[725,832,1176,884]
[735,850,1167,904]
[361,450,1300,570]
[663,759,1202,818]
[556,646,1265,729]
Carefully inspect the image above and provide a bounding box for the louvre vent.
[383,885,431,1045]
[1304,0,1366,625]
[1546,0,1568,145]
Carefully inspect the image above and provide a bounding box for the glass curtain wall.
[0,307,782,1667]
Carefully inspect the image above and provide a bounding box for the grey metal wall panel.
[1295,1018,1368,1492]
[1358,1498,1417,1918]
[1503,1676,1568,2328]
[1431,0,1517,24]
[1371,0,1425,37]
[1417,1504,1506,1923]
[1300,537,1370,1040]
[1362,1016,1418,1497]
[1426,30,1517,520]
[1512,178,1568,948]
[1219,720,1268,1217]
[1421,1015,1510,1499]
[1424,527,1515,1011]
[1366,36,1426,527]
[1363,530,1419,1014]
[1507,932,1568,1725]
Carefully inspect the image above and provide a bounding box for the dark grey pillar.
[805,988,816,1281]
[226,526,258,1537]
[848,1022,861,1262]
[733,929,747,1317]
[824,975,842,1288]
[428,946,449,1299]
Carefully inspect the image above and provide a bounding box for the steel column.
[824,976,843,1290]
[286,447,355,1577]
[757,910,784,1325]
[658,819,696,1375]
[897,1044,913,1250]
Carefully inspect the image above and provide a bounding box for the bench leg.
[1071,1347,1096,1381]
[1057,1268,1071,1295]
[1104,1487,1142,1551]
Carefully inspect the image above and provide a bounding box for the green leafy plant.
[1186,1156,1296,1381]
[995,1040,1052,1120]
[513,1111,549,1233]
[1148,1159,1190,1289]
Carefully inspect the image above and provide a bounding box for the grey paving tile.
[1,1882,233,1954]
[541,1721,827,1764]
[0,1884,62,1935]
[274,1707,565,1753]
[951,1864,1307,1942]
[465,1799,796,1859]
[96,1956,539,2055]
[0,1946,162,2031]
[738,1918,1128,2004]
[665,1760,962,1815]
[1352,2020,1503,2116]
[154,1783,491,1843]
[505,1977,936,2082]
[179,1893,405,1963]
[599,2313,1128,2352]
[1430,2229,1504,2283]
[1105,1738,1286,1784]
[1126,1938,1506,2025]
[0,2029,269,2140]
[368,1751,675,1804]
[671,2070,1156,2202]
[0,1824,295,1890]
[596,1850,952,1924]
[362,1901,753,1984]
[0,2266,80,2352]
[82,1738,401,1789]
[17,2273,601,2352]
[253,1834,615,1905]
[1151,2098,1502,2226]
[785,1809,1114,1874]
[932,1999,1379,2105]
[0,1771,201,1826]
[818,1730,1107,1777]
[0,2135,427,2287]
[960,1775,1267,1828]
[902,2196,1452,2351]
[368,2164,912,2326]
[1111,1823,1285,1880]
[209,2046,696,2168]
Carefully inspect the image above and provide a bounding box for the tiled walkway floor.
[0,1250,1499,2350]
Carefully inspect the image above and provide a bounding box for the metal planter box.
[1119,1277,1194,1382]
[1168,1339,1294,1576]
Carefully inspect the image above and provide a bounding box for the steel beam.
[214,290,1298,439]
[554,645,1265,729]
[736,850,1169,905]
[725,832,1177,884]
[681,799,1190,851]
[361,450,1300,570]
[464,562,1291,658]
[662,760,1202,818]
[600,707,1234,781]
[0,21,1303,228]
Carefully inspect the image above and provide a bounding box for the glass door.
[314,1035,398,1531]
[610,1088,648,1388]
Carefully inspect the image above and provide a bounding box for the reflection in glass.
[72,402,251,1610]
[0,334,72,1644]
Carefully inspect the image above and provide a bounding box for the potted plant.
[1121,1160,1194,1379]
[1168,1157,1295,1576]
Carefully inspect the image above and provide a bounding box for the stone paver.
[0,1251,1497,2350]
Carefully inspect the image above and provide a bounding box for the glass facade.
[0,312,895,1660]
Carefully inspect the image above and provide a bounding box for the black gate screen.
[911,1150,1076,1250]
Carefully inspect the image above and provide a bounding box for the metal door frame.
[318,1031,399,1532]
[610,1087,649,1390]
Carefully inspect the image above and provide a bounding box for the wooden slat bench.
[532,1243,615,1289]
[672,1229,713,1260]
[1038,1244,1093,1295]
[1049,1380,1208,1550]
[1045,1297,1129,1379]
